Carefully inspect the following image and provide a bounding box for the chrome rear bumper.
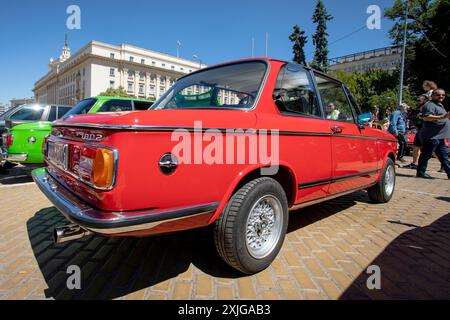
[31,168,218,235]
[1,148,27,163]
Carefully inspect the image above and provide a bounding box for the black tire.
[214,177,288,274]
[367,158,396,203]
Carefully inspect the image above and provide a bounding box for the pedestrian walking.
[404,94,429,169]
[416,89,450,179]
[388,104,408,163]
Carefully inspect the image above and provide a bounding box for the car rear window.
[133,101,153,110]
[10,105,46,121]
[97,99,133,112]
[62,98,97,119]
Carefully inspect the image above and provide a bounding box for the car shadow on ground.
[27,191,367,300]
[0,166,34,185]
[340,210,450,299]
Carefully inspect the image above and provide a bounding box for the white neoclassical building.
[33,38,203,105]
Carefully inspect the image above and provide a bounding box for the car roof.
[177,57,345,85]
[94,96,154,102]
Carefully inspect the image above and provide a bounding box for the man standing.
[404,94,429,169]
[388,104,407,163]
[416,89,450,179]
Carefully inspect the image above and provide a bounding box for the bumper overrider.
[31,168,219,237]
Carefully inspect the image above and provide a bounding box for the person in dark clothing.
[416,89,450,179]
[404,94,429,169]
[388,104,408,163]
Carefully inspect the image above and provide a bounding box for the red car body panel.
[35,58,397,237]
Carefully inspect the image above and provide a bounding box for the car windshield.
[151,61,267,110]
[62,98,97,119]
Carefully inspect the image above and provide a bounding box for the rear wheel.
[367,158,396,203]
[214,177,288,274]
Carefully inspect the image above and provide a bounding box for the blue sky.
[0,0,397,103]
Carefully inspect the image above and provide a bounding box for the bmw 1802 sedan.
[32,58,397,274]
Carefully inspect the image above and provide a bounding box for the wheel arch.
[208,162,297,224]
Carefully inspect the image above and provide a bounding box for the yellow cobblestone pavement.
[0,158,449,300]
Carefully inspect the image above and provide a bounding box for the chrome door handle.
[330,126,344,134]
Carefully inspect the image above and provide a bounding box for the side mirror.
[357,113,372,126]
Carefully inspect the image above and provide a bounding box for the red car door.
[262,63,332,204]
[314,74,379,194]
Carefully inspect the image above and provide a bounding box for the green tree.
[408,0,450,100]
[311,0,333,72]
[385,0,449,107]
[384,0,433,45]
[289,25,308,65]
[98,86,135,98]
[368,87,415,119]
[333,68,402,117]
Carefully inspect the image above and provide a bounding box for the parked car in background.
[0,106,19,137]
[0,104,71,169]
[33,58,397,274]
[404,129,417,156]
[1,96,154,166]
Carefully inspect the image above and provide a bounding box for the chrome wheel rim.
[245,195,283,259]
[384,164,395,197]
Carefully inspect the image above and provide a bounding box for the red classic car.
[32,58,398,274]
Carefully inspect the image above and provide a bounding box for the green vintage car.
[1,96,154,166]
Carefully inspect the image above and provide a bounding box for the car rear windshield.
[62,98,97,119]
[151,61,267,110]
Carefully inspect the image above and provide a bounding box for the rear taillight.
[42,135,50,156]
[77,145,117,189]
[3,133,13,147]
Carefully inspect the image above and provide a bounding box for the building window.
[171,65,175,69]
[127,82,133,92]
[110,68,115,77]
[139,84,144,94]
[139,72,145,81]
[129,56,134,62]
[128,70,134,79]
[180,67,184,71]
[162,63,165,67]
[110,53,115,59]
[152,61,155,65]
[141,59,145,64]
[160,86,165,94]
[110,81,115,89]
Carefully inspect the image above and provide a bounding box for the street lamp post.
[177,40,181,58]
[398,0,408,107]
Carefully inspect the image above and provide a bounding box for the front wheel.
[367,158,396,203]
[214,177,288,274]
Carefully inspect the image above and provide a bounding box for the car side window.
[98,100,133,112]
[315,74,355,123]
[48,106,58,121]
[10,105,45,121]
[273,64,321,117]
[57,107,72,118]
[133,101,153,110]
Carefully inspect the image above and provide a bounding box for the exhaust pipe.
[54,223,91,244]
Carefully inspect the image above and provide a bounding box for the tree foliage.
[333,69,414,119]
[289,25,308,65]
[311,0,333,72]
[385,0,450,107]
[98,86,135,98]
